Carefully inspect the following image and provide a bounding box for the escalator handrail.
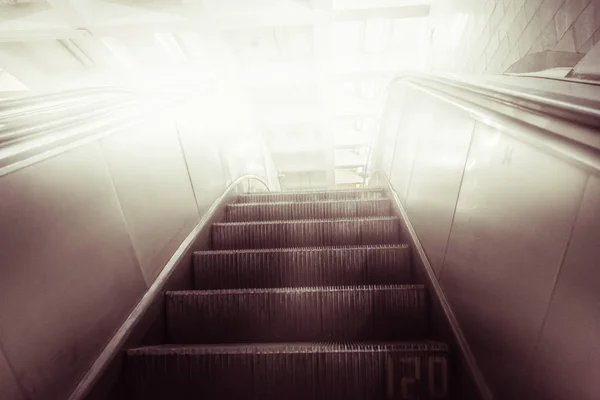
[406,73,600,129]
[364,72,600,181]
[0,86,180,149]
[0,86,211,151]
[0,86,138,109]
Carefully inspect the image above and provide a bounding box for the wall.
[429,0,600,74]
[370,80,600,399]
[0,109,276,400]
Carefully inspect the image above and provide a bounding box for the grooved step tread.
[194,244,411,289]
[196,244,409,254]
[238,188,386,203]
[232,198,390,206]
[211,217,401,249]
[226,199,392,222]
[214,216,399,225]
[170,284,423,295]
[166,285,427,343]
[128,340,449,354]
[126,341,449,400]
[125,189,452,400]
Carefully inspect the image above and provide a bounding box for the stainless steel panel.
[219,130,273,190]
[439,122,587,396]
[100,120,199,284]
[525,175,600,400]
[389,87,435,203]
[176,121,229,213]
[0,347,24,400]
[0,143,146,400]
[404,99,474,275]
[373,83,408,175]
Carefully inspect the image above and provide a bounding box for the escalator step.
[211,217,401,250]
[193,245,411,289]
[166,285,426,343]
[226,199,392,222]
[238,188,386,203]
[126,341,450,400]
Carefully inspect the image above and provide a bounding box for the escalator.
[2,71,600,400]
[126,189,449,399]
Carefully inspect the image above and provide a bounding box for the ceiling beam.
[0,28,76,43]
[332,5,430,21]
[43,0,120,70]
[0,4,430,42]
[44,0,92,27]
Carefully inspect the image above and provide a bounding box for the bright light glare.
[448,13,469,50]
[155,33,188,64]
[100,37,138,72]
[14,6,438,188]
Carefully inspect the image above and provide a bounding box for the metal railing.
[0,85,210,148]
[363,72,600,183]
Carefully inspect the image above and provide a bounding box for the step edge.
[228,199,391,207]
[127,341,450,355]
[194,244,410,255]
[166,284,426,296]
[213,216,401,226]
[238,188,385,196]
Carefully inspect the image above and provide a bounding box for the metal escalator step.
[166,285,426,343]
[226,199,392,222]
[193,245,411,289]
[211,217,401,250]
[238,188,386,203]
[126,341,450,400]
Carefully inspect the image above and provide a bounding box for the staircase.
[125,188,450,399]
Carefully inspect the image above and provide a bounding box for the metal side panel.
[125,342,450,400]
[211,217,401,249]
[524,175,600,400]
[0,143,146,400]
[387,87,434,203]
[402,99,475,275]
[99,119,200,285]
[439,123,588,397]
[0,346,24,400]
[193,245,411,289]
[176,120,229,212]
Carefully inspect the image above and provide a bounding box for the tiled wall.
[429,0,600,74]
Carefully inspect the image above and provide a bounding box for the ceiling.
[0,0,433,184]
